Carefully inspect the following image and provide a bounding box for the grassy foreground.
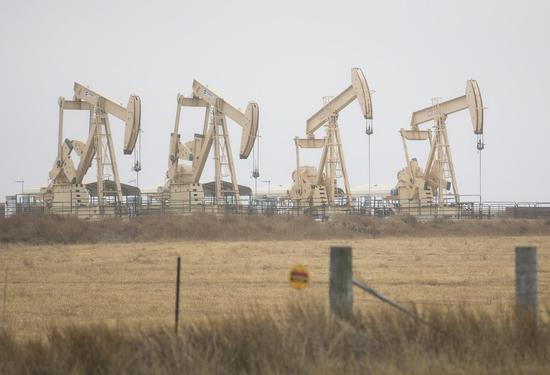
[1,303,549,375]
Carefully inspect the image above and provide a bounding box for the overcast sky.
[1,0,549,201]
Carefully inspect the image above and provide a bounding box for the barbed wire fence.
[1,247,549,336]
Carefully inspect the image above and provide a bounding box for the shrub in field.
[1,213,550,244]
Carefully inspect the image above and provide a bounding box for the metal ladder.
[212,107,238,203]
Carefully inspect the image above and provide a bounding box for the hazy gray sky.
[1,0,549,201]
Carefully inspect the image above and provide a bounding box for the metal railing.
[3,193,550,220]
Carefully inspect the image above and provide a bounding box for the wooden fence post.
[329,246,353,318]
[515,246,537,321]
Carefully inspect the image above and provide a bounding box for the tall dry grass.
[1,214,550,244]
[331,214,550,238]
[0,302,549,374]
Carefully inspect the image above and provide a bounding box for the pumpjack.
[44,82,141,215]
[393,80,484,206]
[164,80,259,206]
[289,68,373,207]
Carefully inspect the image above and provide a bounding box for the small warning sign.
[289,264,309,289]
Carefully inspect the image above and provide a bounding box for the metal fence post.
[175,256,181,334]
[515,246,537,321]
[2,264,8,329]
[329,246,353,318]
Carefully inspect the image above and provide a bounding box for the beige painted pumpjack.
[393,79,484,207]
[289,68,373,207]
[164,80,259,207]
[43,82,141,215]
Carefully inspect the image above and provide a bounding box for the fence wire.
[1,260,549,337]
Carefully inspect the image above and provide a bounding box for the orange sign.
[289,264,309,289]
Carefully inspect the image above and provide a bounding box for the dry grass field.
[1,235,549,337]
[1,216,550,373]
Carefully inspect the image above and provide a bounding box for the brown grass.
[2,237,550,337]
[1,213,550,244]
[1,302,549,374]
[1,214,549,373]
